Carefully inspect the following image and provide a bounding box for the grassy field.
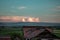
[0,27,24,38]
[0,27,60,38]
[53,30,60,37]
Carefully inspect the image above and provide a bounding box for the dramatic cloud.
[0,16,40,22]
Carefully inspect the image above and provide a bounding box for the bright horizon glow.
[0,0,60,23]
[0,16,40,22]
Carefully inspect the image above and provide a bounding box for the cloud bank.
[0,16,40,22]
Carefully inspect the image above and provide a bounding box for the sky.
[0,0,60,23]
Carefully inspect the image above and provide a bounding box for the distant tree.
[1,26,5,28]
[11,33,24,40]
[0,29,2,31]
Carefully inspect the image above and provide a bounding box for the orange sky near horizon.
[0,16,40,22]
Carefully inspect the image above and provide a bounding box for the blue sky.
[0,0,60,22]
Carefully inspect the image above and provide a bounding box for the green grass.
[0,27,60,38]
[54,33,60,37]
[53,30,60,37]
[53,30,60,33]
[0,27,24,37]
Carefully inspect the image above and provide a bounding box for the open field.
[0,27,60,40]
[53,30,60,37]
[0,27,23,37]
[0,27,60,35]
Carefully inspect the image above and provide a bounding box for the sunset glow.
[0,16,40,22]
